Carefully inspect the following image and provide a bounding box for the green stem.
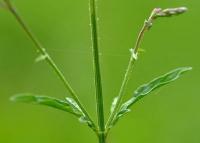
[4,0,97,132]
[105,8,188,133]
[98,133,106,143]
[105,56,135,132]
[106,12,155,132]
[89,0,105,142]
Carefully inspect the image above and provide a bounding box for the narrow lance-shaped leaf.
[10,93,83,117]
[10,94,96,129]
[110,67,192,127]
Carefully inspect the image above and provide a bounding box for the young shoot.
[1,0,191,143]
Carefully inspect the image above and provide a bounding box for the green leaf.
[10,93,83,117]
[10,94,96,129]
[65,97,95,129]
[65,97,82,115]
[79,116,94,128]
[110,67,192,128]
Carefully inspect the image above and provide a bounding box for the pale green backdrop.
[0,0,199,143]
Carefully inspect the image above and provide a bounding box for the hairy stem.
[4,0,97,132]
[89,0,105,142]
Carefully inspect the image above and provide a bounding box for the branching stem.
[105,9,157,133]
[3,0,97,132]
[3,1,188,142]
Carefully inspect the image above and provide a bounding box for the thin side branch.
[105,7,187,132]
[3,0,97,132]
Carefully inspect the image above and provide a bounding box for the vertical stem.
[4,0,97,132]
[98,133,106,143]
[89,0,105,142]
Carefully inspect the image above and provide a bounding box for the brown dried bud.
[153,7,188,19]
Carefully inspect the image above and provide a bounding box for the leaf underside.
[110,67,192,128]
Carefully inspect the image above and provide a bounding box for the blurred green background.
[0,0,199,143]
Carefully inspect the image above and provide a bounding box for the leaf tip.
[187,66,193,70]
[180,66,193,73]
[9,93,34,103]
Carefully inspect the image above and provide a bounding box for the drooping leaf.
[10,94,96,130]
[110,67,192,128]
[10,93,82,117]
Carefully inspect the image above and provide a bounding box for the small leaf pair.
[109,67,192,128]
